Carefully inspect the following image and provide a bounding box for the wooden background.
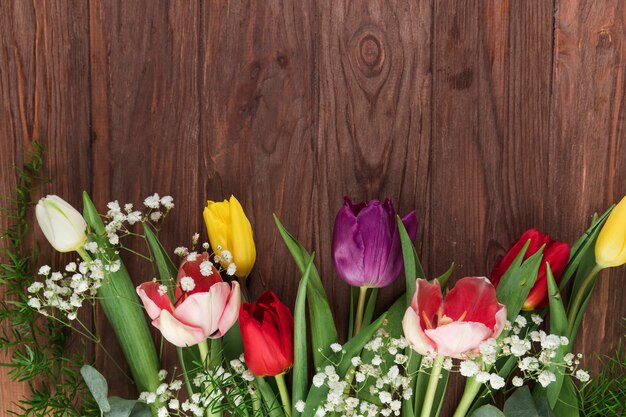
[1,0,625,415]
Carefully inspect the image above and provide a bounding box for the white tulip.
[36,195,87,253]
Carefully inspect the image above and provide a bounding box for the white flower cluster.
[174,242,237,278]
[26,242,120,320]
[104,194,174,245]
[310,329,412,417]
[139,356,258,417]
[432,314,589,391]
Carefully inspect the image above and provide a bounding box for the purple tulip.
[332,197,418,288]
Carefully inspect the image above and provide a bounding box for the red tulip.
[239,290,294,377]
[490,228,570,310]
[402,277,506,358]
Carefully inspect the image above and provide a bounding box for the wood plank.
[0,0,91,411]
[550,0,626,369]
[200,0,317,309]
[316,0,433,332]
[431,0,553,412]
[89,0,201,398]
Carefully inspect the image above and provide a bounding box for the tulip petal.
[596,196,626,267]
[227,195,256,278]
[443,276,501,330]
[214,281,241,338]
[413,278,443,329]
[492,303,507,339]
[358,200,394,284]
[174,282,232,337]
[491,229,550,286]
[402,306,435,355]
[152,309,206,347]
[176,252,223,300]
[425,321,492,357]
[204,199,231,253]
[332,202,366,286]
[136,281,174,320]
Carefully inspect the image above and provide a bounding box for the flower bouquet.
[2,150,625,417]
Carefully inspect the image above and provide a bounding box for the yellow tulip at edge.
[595,195,626,268]
[203,195,257,279]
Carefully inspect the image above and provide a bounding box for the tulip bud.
[490,228,570,311]
[595,195,626,268]
[332,197,417,288]
[204,195,256,279]
[239,290,294,376]
[36,195,88,253]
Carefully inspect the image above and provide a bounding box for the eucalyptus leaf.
[552,376,580,417]
[80,365,111,412]
[129,402,153,417]
[469,405,506,417]
[503,386,539,417]
[105,396,139,417]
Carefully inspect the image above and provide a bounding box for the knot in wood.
[350,27,386,78]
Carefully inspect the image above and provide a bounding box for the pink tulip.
[402,277,506,358]
[137,252,241,347]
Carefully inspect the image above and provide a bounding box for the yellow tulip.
[595,195,626,268]
[203,195,256,278]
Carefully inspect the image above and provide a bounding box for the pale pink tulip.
[402,276,506,358]
[137,253,240,347]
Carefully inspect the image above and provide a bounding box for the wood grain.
[0,0,91,412]
[0,0,625,414]
[549,0,626,369]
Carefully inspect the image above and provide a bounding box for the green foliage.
[578,336,625,417]
[470,387,554,417]
[0,143,98,416]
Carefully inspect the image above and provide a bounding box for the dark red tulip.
[239,290,294,376]
[491,228,570,310]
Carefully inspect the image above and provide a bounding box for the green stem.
[420,356,444,417]
[451,377,482,417]
[353,286,368,336]
[566,263,602,336]
[251,386,261,416]
[274,373,292,417]
[198,340,220,417]
[76,246,93,263]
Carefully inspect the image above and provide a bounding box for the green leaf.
[397,217,425,308]
[256,376,285,417]
[560,206,613,290]
[81,365,111,412]
[128,402,152,417]
[82,192,161,395]
[105,396,139,417]
[469,405,506,417]
[496,242,544,321]
[292,255,314,416]
[540,264,569,408]
[273,215,338,368]
[301,314,388,417]
[436,262,455,289]
[503,386,539,417]
[552,376,580,417]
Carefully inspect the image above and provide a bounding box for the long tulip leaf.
[301,314,387,417]
[292,255,314,416]
[560,206,613,290]
[397,217,424,307]
[256,377,285,417]
[273,215,338,368]
[82,192,161,395]
[496,241,543,321]
[539,264,569,408]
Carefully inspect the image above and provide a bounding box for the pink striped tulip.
[402,277,506,358]
[137,253,240,347]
